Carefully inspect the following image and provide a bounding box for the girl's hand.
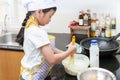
[67,43,77,55]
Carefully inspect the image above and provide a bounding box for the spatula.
[69,36,76,65]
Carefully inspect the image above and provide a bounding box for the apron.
[20,58,52,80]
[33,60,51,80]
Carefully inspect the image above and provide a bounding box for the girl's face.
[36,9,56,26]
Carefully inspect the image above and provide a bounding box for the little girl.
[16,0,76,80]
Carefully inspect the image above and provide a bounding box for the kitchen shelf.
[69,26,90,37]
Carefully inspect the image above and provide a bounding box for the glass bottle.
[111,17,116,36]
[87,9,91,26]
[78,11,84,26]
[101,24,106,37]
[83,12,89,26]
[90,13,98,37]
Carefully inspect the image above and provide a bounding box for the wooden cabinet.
[0,50,24,80]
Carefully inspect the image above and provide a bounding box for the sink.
[0,33,23,50]
[0,33,17,44]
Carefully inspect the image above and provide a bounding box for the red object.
[68,20,79,28]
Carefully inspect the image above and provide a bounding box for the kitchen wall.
[48,0,120,34]
[0,0,19,34]
[0,0,120,34]
[0,0,7,33]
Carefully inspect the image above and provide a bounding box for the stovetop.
[100,54,120,80]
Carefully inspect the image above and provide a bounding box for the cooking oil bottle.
[101,24,106,37]
[90,13,98,37]
[105,14,111,37]
[111,17,116,37]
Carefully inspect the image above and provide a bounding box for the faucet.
[2,14,8,34]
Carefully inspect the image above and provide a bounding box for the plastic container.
[90,40,99,67]
[48,34,55,50]
[62,54,89,76]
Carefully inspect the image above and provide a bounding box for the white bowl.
[62,54,89,76]
[77,67,116,80]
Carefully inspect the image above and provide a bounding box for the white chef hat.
[23,0,57,11]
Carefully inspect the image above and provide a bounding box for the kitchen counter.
[49,33,120,80]
[0,33,120,80]
[50,54,120,80]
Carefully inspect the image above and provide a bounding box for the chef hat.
[23,0,57,11]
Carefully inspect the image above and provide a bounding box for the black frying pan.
[80,33,120,57]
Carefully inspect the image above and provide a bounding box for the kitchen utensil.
[77,67,116,80]
[80,33,120,57]
[62,54,89,76]
[69,36,76,64]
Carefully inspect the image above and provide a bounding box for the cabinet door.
[0,50,24,80]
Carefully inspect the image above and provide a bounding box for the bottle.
[78,11,84,26]
[111,17,116,36]
[105,27,111,38]
[83,12,89,26]
[90,40,99,67]
[90,13,98,37]
[105,14,111,28]
[87,9,91,26]
[101,24,106,37]
[95,21,101,37]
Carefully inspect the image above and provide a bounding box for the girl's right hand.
[67,44,77,55]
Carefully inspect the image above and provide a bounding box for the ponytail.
[16,11,35,46]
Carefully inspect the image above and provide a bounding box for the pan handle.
[112,33,120,40]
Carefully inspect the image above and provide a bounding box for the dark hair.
[16,7,57,46]
[22,11,35,26]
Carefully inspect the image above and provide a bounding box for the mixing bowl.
[77,67,116,80]
[62,54,89,76]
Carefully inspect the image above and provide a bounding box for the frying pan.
[80,33,120,57]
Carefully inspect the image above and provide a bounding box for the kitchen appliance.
[80,33,120,57]
[77,67,116,80]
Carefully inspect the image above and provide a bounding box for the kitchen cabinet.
[0,50,24,80]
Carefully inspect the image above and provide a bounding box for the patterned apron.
[20,58,52,80]
[33,60,51,80]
